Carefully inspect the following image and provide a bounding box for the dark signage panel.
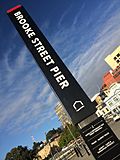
[80,117,120,160]
[7,5,96,124]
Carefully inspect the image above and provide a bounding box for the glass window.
[113,97,119,102]
[117,53,120,57]
[115,108,120,114]
[108,101,113,106]
[116,60,120,63]
[103,110,105,114]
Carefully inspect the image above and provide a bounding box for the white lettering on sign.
[50,66,69,89]
[14,11,70,90]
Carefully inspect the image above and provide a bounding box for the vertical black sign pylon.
[7,5,96,125]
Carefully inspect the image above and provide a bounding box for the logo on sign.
[73,101,85,112]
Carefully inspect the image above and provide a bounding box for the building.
[55,103,72,128]
[93,94,111,119]
[102,65,120,89]
[96,104,111,119]
[112,65,120,82]
[91,93,100,104]
[96,82,120,121]
[105,46,120,69]
[95,47,120,120]
[102,70,116,89]
[104,82,120,120]
[91,94,108,119]
[95,95,103,104]
[37,137,60,159]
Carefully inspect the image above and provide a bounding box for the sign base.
[80,117,120,160]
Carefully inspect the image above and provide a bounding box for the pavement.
[71,153,95,160]
[109,120,120,139]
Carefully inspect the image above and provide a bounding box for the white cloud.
[58,5,72,26]
[50,1,120,98]
[41,20,50,32]
[72,3,85,26]
[36,84,50,100]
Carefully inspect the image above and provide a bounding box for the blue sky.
[1,0,120,159]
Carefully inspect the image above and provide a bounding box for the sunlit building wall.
[55,103,72,128]
[105,46,120,70]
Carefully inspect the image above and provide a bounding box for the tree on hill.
[32,141,44,150]
[46,128,62,141]
[57,127,62,134]
[32,141,44,156]
[58,124,80,148]
[5,146,32,160]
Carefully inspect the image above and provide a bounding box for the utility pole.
[65,123,79,146]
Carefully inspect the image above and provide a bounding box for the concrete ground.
[109,120,120,139]
[71,154,95,160]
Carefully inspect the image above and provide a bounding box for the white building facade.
[104,83,120,120]
[95,83,120,121]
